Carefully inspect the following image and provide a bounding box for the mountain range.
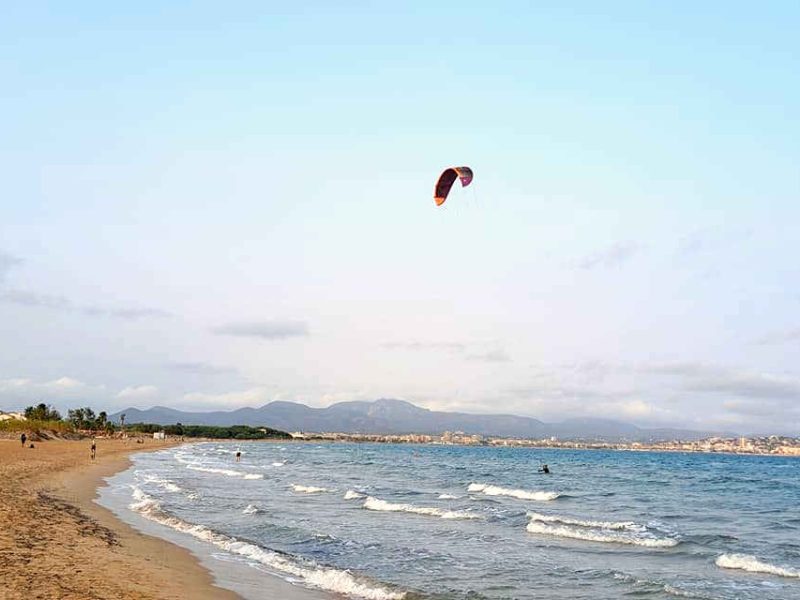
[110,398,725,442]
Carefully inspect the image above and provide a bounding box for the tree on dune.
[24,403,62,421]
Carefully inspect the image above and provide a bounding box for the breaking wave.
[140,474,181,493]
[715,553,799,578]
[272,461,286,467]
[527,511,644,532]
[242,504,261,515]
[128,486,405,599]
[185,465,263,480]
[292,484,329,494]
[363,496,480,520]
[526,513,677,547]
[345,490,365,500]
[613,572,714,599]
[438,494,458,499]
[468,483,559,501]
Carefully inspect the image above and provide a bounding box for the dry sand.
[0,437,240,600]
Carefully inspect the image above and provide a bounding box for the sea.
[98,442,800,600]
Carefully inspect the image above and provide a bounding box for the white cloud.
[754,328,800,345]
[617,399,656,418]
[0,288,171,319]
[0,251,22,282]
[576,241,641,270]
[212,320,308,340]
[381,341,467,352]
[0,376,103,410]
[1,376,88,392]
[180,387,271,409]
[466,349,512,363]
[0,378,33,391]
[117,385,159,400]
[44,377,85,390]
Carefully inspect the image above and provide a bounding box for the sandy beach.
[0,437,240,600]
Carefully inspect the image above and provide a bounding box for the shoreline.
[97,441,332,600]
[0,438,240,599]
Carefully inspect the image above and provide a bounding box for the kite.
[434,166,473,206]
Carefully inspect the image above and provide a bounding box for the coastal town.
[3,409,798,456]
[291,430,800,456]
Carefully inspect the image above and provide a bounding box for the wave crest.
[128,486,405,599]
[716,553,799,578]
[140,474,182,493]
[527,511,643,532]
[363,496,480,520]
[468,483,559,501]
[345,490,365,500]
[186,465,263,479]
[292,484,329,494]
[526,513,677,547]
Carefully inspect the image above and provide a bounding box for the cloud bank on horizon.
[1,3,799,434]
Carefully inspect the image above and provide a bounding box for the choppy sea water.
[99,443,800,599]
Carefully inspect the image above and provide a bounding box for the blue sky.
[1,2,799,433]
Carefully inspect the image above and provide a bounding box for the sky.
[1,2,799,434]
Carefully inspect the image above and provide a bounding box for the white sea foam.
[715,553,799,578]
[363,496,480,520]
[662,584,714,599]
[186,465,264,479]
[242,504,260,515]
[614,572,712,599]
[526,517,677,547]
[130,486,161,512]
[141,474,182,493]
[468,483,559,501]
[128,486,404,599]
[292,484,329,494]
[345,490,365,500]
[527,511,643,532]
[438,494,458,499]
[272,461,286,467]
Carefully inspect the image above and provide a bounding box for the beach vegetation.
[24,403,62,421]
[66,406,115,431]
[0,417,73,434]
[126,422,292,439]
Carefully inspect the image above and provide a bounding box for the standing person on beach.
[91,439,96,460]
[20,432,27,447]
[235,450,241,462]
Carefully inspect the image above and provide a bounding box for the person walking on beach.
[20,432,27,447]
[91,440,97,460]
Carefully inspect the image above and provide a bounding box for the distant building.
[153,431,166,440]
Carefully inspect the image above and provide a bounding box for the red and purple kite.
[434,166,473,206]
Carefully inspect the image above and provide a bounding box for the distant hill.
[111,398,724,442]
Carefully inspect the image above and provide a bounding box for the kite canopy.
[434,166,473,206]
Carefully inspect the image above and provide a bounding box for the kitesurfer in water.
[538,464,550,474]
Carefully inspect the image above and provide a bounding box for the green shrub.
[0,419,74,433]
[126,423,291,439]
